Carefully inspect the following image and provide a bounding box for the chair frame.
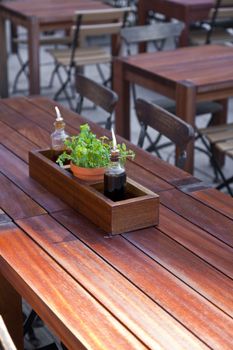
[51,7,129,109]
[75,73,118,130]
[135,98,195,170]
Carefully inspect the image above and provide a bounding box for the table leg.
[113,59,130,139]
[0,16,9,98]
[176,81,196,174]
[179,21,190,47]
[210,99,228,167]
[0,273,24,350]
[137,1,147,52]
[28,16,40,95]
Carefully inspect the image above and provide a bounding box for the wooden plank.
[17,214,211,350]
[0,145,68,213]
[2,97,77,135]
[0,102,50,148]
[158,205,233,279]
[0,172,46,220]
[159,188,233,247]
[190,188,233,220]
[18,212,233,350]
[0,121,37,163]
[0,224,145,350]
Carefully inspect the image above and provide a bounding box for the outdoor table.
[0,97,232,350]
[0,0,113,97]
[137,0,214,47]
[113,44,233,174]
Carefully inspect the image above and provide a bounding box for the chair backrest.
[75,73,118,129]
[75,7,130,38]
[69,7,130,67]
[121,22,184,54]
[135,98,195,169]
[206,0,233,43]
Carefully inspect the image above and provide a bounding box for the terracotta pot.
[70,162,105,181]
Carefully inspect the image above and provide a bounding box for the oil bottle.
[51,106,69,161]
[104,129,126,201]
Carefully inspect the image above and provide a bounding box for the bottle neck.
[54,120,65,130]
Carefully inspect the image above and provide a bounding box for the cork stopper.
[110,148,120,162]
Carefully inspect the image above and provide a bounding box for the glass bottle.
[51,106,69,161]
[104,148,126,201]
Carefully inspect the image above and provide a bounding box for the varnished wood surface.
[113,45,233,173]
[137,0,214,47]
[0,97,233,350]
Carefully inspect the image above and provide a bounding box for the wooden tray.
[29,149,159,235]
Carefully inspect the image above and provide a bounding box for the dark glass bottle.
[104,149,126,201]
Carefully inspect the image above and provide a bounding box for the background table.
[138,0,214,46]
[113,44,233,173]
[0,97,233,349]
[0,0,112,97]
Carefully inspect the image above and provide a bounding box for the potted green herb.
[57,123,134,181]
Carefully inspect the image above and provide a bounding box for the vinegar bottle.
[104,148,126,201]
[51,106,69,161]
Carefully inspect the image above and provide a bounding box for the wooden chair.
[11,31,72,94]
[135,98,195,170]
[190,0,233,45]
[75,73,118,129]
[198,123,233,196]
[47,7,129,109]
[0,315,17,350]
[121,22,223,157]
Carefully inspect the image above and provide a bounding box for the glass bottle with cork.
[104,128,126,201]
[51,106,69,162]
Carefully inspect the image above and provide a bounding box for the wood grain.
[0,145,68,213]
[0,224,146,350]
[0,172,46,220]
[17,214,213,350]
[158,206,233,279]
[0,121,37,163]
[160,188,233,247]
[34,210,233,350]
[190,188,233,220]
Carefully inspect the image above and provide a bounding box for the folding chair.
[135,98,195,170]
[75,73,118,129]
[198,122,233,196]
[47,7,129,109]
[121,22,223,158]
[190,0,233,45]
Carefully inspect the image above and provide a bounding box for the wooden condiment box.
[29,149,159,235]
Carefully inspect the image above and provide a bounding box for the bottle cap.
[55,106,63,122]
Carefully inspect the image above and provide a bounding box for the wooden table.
[0,0,112,97]
[0,96,233,350]
[138,0,214,47]
[113,44,233,173]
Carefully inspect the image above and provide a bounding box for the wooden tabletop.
[138,0,214,46]
[0,97,233,350]
[0,0,111,23]
[113,44,233,173]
